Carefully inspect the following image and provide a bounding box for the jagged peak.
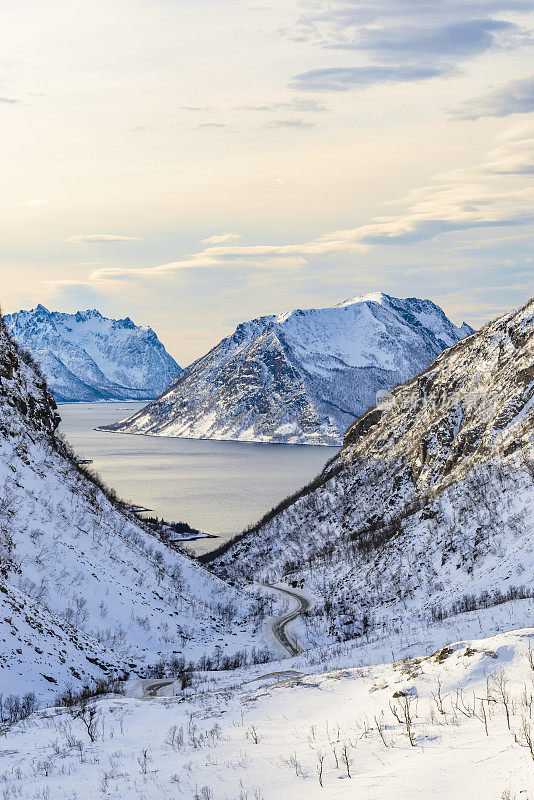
[3,305,181,401]
[74,308,104,321]
[335,291,390,308]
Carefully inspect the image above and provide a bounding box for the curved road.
[141,679,175,698]
[265,584,311,656]
[137,584,311,697]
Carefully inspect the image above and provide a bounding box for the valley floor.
[2,627,534,800]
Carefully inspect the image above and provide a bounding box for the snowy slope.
[211,298,534,649]
[3,305,181,402]
[1,627,533,799]
[0,317,263,702]
[103,293,472,446]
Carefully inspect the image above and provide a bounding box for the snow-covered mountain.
[210,298,534,651]
[0,316,263,702]
[3,305,181,402]
[102,292,472,445]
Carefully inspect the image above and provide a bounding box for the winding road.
[136,584,311,697]
[141,679,175,698]
[265,584,311,656]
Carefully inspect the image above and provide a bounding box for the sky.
[1,0,533,365]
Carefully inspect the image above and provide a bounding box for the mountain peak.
[3,306,181,402]
[104,293,472,446]
[74,308,103,322]
[335,291,390,308]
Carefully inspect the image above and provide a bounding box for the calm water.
[58,403,337,556]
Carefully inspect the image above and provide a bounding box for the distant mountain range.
[3,305,182,402]
[102,292,473,446]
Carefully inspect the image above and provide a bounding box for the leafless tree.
[340,743,352,778]
[246,724,260,744]
[374,712,389,747]
[431,677,446,715]
[492,673,513,730]
[513,716,534,761]
[390,694,416,746]
[315,750,326,787]
[75,703,101,743]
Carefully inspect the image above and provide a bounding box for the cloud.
[202,233,243,245]
[450,75,534,120]
[287,1,531,92]
[291,64,451,92]
[259,117,315,129]
[237,98,327,113]
[439,126,534,175]
[179,106,215,113]
[64,234,142,244]
[194,122,227,129]
[291,1,529,52]
[479,137,534,175]
[51,127,534,291]
[0,97,19,104]
[333,19,517,59]
[24,199,48,206]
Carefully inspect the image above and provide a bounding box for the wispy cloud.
[287,1,531,92]
[479,137,534,175]
[0,97,19,104]
[450,74,534,120]
[259,117,315,129]
[24,199,48,206]
[179,105,216,113]
[202,233,242,245]
[195,122,228,131]
[194,122,227,130]
[439,125,534,175]
[290,1,530,53]
[64,234,142,244]
[53,126,533,290]
[237,98,327,113]
[291,64,451,92]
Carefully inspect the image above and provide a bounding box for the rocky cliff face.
[4,305,181,402]
[103,293,472,445]
[210,299,534,650]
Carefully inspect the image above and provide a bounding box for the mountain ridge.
[102,292,472,446]
[3,305,182,402]
[209,297,534,651]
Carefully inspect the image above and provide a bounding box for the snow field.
[1,628,534,799]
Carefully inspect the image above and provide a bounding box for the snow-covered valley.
[1,627,533,800]
[0,294,532,799]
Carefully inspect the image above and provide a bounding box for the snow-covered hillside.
[102,293,471,446]
[211,298,534,650]
[4,305,181,402]
[0,316,264,703]
[1,627,533,799]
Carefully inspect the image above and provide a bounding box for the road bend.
[265,584,311,656]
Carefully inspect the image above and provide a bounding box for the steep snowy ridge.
[4,305,181,402]
[103,293,471,445]
[0,317,261,702]
[211,298,534,651]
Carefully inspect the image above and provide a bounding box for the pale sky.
[1,0,533,364]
